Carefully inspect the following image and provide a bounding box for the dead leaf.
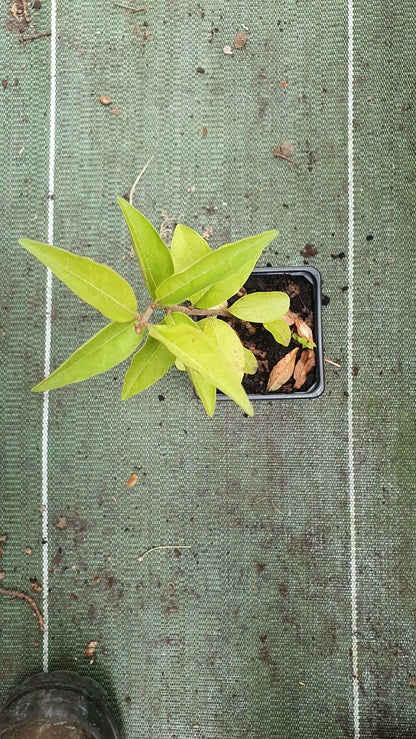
[24,547,33,555]
[293,349,316,390]
[0,535,7,542]
[84,640,98,663]
[273,140,294,159]
[126,473,138,488]
[267,348,298,391]
[233,32,247,49]
[281,309,297,327]
[295,317,314,343]
[56,517,67,529]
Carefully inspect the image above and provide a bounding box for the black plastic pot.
[0,670,122,738]
[217,266,324,402]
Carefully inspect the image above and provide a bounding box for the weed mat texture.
[1,2,415,738]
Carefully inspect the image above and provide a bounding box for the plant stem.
[162,305,231,318]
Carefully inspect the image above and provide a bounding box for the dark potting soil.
[225,272,317,395]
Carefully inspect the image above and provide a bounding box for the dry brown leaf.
[56,517,67,529]
[126,473,138,488]
[281,309,298,327]
[84,640,98,663]
[295,317,314,343]
[267,348,298,391]
[293,349,316,390]
[273,141,295,159]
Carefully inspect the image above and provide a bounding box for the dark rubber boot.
[0,670,122,738]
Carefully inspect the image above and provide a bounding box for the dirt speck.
[99,95,112,106]
[300,243,317,258]
[233,32,247,49]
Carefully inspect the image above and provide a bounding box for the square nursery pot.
[217,266,324,402]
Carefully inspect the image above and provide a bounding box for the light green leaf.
[170,224,212,304]
[155,230,278,307]
[175,358,186,371]
[33,321,144,392]
[228,291,290,323]
[264,318,292,347]
[187,368,216,416]
[170,224,211,271]
[118,199,174,299]
[196,254,260,309]
[243,347,258,375]
[148,324,253,416]
[121,333,175,399]
[121,311,196,399]
[199,318,245,379]
[20,239,138,322]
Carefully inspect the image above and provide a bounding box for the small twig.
[0,587,44,631]
[19,30,51,43]
[138,545,191,562]
[163,305,231,318]
[274,153,300,166]
[113,2,146,10]
[129,155,154,205]
[324,357,341,368]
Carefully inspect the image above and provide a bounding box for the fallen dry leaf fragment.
[293,349,316,390]
[234,32,247,49]
[126,473,138,488]
[99,95,112,106]
[84,640,98,663]
[267,348,298,391]
[281,309,298,327]
[273,141,294,159]
[294,317,314,343]
[56,516,67,529]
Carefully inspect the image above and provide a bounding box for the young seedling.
[19,200,292,416]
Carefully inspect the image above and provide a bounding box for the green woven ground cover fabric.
[1,2,415,737]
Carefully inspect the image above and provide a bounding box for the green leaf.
[196,255,260,309]
[20,239,138,322]
[121,333,175,399]
[155,230,278,307]
[33,321,144,392]
[264,318,292,347]
[118,199,174,299]
[243,347,258,375]
[121,311,196,399]
[187,368,216,416]
[148,324,253,416]
[170,224,212,304]
[170,224,211,271]
[228,291,290,323]
[199,318,245,379]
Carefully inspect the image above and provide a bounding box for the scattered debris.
[10,0,30,22]
[187,185,196,192]
[233,32,247,49]
[324,357,341,368]
[84,640,98,664]
[300,243,318,258]
[0,572,5,581]
[273,141,298,165]
[202,126,208,136]
[24,547,33,555]
[0,535,7,543]
[0,587,44,631]
[138,545,191,562]
[201,226,213,240]
[19,30,51,43]
[55,516,67,529]
[159,210,183,246]
[280,81,288,88]
[196,67,205,74]
[126,473,138,488]
[113,2,146,10]
[30,579,43,593]
[330,252,345,259]
[99,95,112,106]
[129,155,154,205]
[223,45,233,56]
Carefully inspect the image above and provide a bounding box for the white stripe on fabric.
[348,1,360,736]
[42,0,57,673]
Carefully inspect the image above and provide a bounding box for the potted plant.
[19,199,324,417]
